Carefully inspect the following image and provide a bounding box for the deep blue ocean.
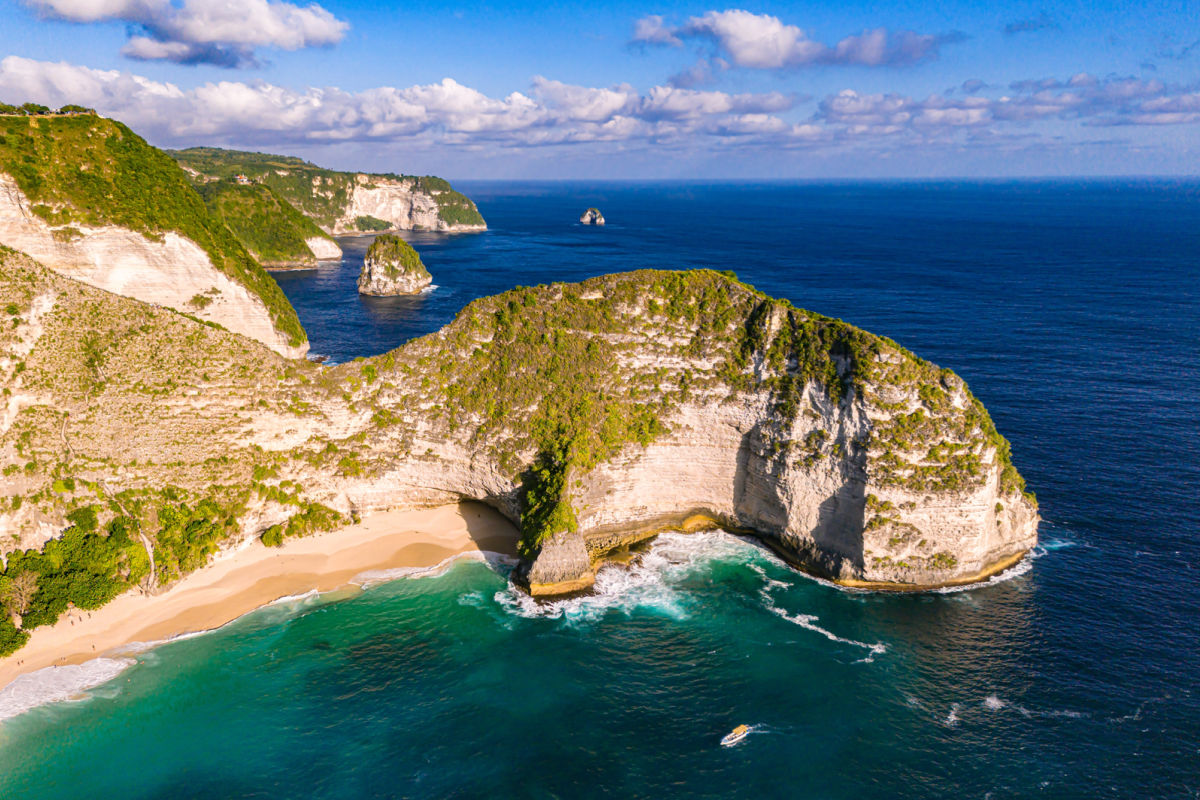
[1,181,1198,798]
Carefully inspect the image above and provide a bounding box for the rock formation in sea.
[357,235,432,296]
[0,251,1038,655]
[580,208,605,225]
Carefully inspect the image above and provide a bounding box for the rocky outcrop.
[357,235,432,296]
[334,176,487,234]
[306,237,343,261]
[0,174,306,358]
[0,262,1037,612]
[580,208,605,225]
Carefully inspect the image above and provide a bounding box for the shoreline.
[0,502,518,694]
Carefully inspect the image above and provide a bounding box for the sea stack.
[357,234,432,296]
[580,207,605,225]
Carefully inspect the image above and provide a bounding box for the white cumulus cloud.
[23,0,349,67]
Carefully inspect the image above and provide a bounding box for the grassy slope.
[0,115,305,347]
[171,147,486,229]
[199,181,334,266]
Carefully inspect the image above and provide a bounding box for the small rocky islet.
[356,234,432,296]
[580,207,605,225]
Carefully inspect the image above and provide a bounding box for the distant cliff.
[171,148,486,234]
[0,254,1037,654]
[0,114,307,357]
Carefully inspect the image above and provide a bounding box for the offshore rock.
[357,234,432,296]
[580,207,605,225]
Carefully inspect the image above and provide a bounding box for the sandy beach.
[0,501,518,692]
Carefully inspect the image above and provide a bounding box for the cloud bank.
[24,0,348,67]
[1,57,1196,162]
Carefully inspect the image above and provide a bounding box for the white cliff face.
[515,385,1036,593]
[580,208,605,225]
[332,175,486,234]
[305,236,342,261]
[0,174,306,359]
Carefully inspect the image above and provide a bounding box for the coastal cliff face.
[0,174,306,358]
[334,175,487,234]
[0,257,1037,633]
[306,237,343,261]
[357,235,432,296]
[197,181,341,271]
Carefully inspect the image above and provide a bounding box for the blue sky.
[0,0,1197,178]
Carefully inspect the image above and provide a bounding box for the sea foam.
[0,658,135,722]
[752,563,888,663]
[493,530,758,623]
[354,550,517,588]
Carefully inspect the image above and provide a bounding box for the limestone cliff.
[197,181,341,270]
[357,235,432,296]
[334,175,486,234]
[170,148,487,234]
[306,237,343,261]
[0,115,307,358]
[0,255,1037,649]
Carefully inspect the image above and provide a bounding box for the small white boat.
[720,724,750,747]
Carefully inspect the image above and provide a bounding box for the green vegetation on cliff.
[198,181,335,267]
[170,147,485,230]
[0,116,305,346]
[366,235,430,280]
[0,250,337,654]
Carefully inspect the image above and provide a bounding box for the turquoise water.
[2,181,1198,797]
[0,535,1085,798]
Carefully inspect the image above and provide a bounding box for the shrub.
[354,215,391,232]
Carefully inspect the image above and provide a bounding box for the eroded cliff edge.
[0,115,307,357]
[0,254,1037,653]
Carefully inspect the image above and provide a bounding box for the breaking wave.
[493,530,758,622]
[0,658,135,722]
[489,529,887,663]
[354,550,517,589]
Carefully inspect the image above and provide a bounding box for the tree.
[0,571,38,622]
